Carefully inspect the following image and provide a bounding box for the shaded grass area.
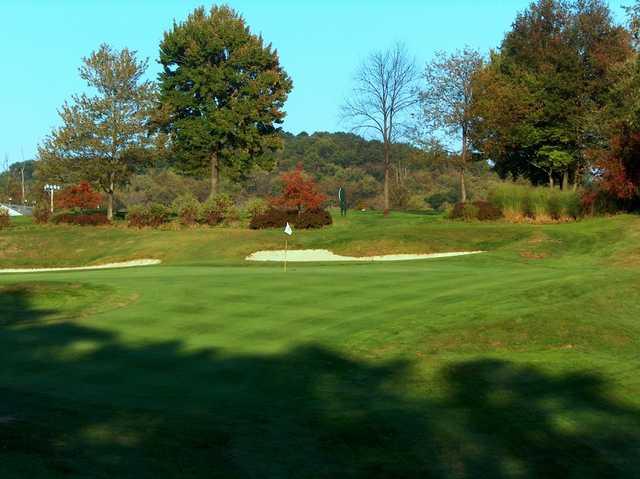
[1,213,640,477]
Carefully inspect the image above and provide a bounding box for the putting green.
[1,212,640,478]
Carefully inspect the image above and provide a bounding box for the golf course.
[2,211,640,478]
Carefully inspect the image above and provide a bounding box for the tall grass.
[488,182,581,222]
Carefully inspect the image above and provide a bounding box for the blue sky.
[0,0,629,166]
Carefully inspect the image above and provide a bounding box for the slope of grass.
[1,212,640,477]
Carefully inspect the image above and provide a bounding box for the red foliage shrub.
[293,208,332,229]
[250,208,332,230]
[56,182,102,210]
[249,208,292,229]
[596,128,640,200]
[271,163,326,213]
[52,212,110,226]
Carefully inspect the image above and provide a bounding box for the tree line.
[32,1,640,219]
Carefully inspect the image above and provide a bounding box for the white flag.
[284,222,293,236]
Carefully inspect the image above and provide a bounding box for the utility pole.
[2,153,8,201]
[20,147,25,205]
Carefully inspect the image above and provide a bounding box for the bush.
[249,208,332,229]
[33,204,51,224]
[249,208,292,229]
[474,200,503,220]
[450,201,500,221]
[0,208,10,229]
[57,182,102,210]
[428,191,458,210]
[128,203,170,228]
[172,193,201,225]
[294,208,333,229]
[406,194,428,211]
[242,197,269,219]
[51,211,110,226]
[201,194,237,226]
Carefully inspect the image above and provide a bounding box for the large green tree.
[157,5,293,197]
[38,44,155,219]
[471,0,632,188]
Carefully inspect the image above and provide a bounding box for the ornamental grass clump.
[487,182,582,223]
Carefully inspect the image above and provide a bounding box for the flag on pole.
[284,222,293,236]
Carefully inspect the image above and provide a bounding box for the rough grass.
[1,211,640,477]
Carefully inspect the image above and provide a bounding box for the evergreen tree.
[157,5,293,197]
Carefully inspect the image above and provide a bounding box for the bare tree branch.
[341,43,419,210]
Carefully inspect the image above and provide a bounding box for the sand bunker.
[246,249,484,262]
[0,259,161,274]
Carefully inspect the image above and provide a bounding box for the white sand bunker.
[0,259,161,274]
[246,249,484,263]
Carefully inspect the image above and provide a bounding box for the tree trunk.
[210,152,220,198]
[20,168,25,205]
[549,172,554,188]
[107,191,114,221]
[107,175,114,221]
[562,170,569,191]
[383,141,390,211]
[460,130,468,203]
[460,167,467,203]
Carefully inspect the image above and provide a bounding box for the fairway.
[2,212,640,478]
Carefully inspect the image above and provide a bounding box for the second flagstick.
[284,222,293,272]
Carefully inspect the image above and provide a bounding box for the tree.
[271,163,326,214]
[342,43,419,211]
[421,47,483,202]
[470,0,632,188]
[157,5,293,198]
[38,44,155,219]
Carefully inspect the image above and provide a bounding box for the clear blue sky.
[0,0,629,166]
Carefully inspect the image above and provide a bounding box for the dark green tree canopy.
[471,0,633,187]
[158,5,293,196]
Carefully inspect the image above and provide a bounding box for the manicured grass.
[1,212,640,477]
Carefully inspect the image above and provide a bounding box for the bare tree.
[342,43,419,211]
[421,47,483,203]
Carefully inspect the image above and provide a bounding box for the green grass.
[1,211,640,477]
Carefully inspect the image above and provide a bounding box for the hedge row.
[249,208,332,230]
[51,212,110,226]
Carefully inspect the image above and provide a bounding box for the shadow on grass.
[1,288,639,478]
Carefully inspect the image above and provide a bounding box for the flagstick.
[284,238,288,273]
